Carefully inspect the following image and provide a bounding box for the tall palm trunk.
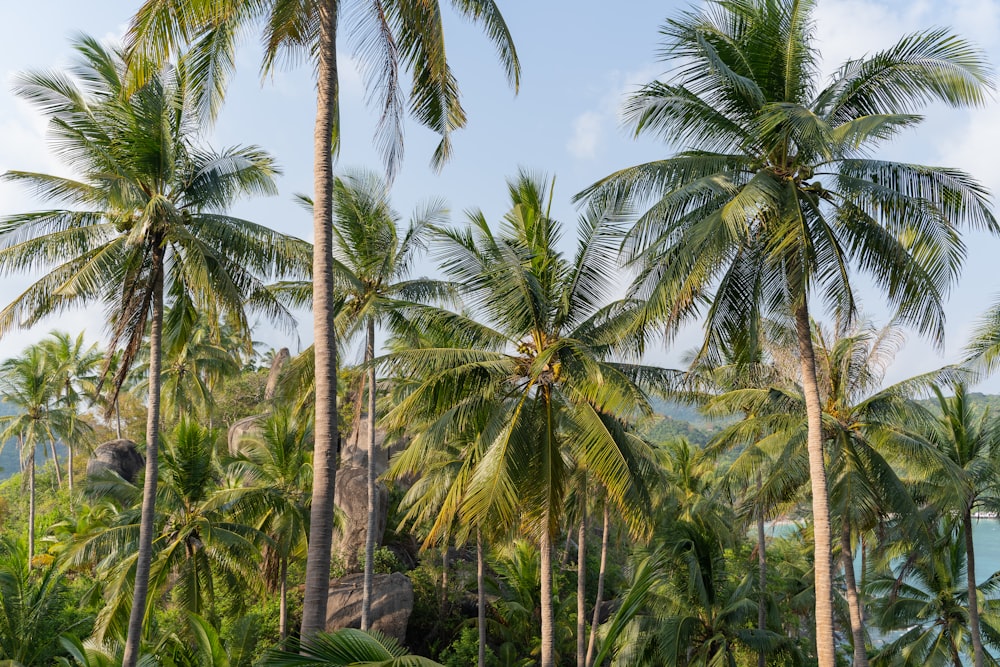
[300,0,340,641]
[965,509,985,667]
[362,318,377,630]
[576,495,586,667]
[540,512,555,667]
[279,555,289,640]
[585,501,609,667]
[793,302,835,667]
[757,473,767,667]
[26,437,34,568]
[478,530,487,667]
[122,246,165,667]
[49,439,62,487]
[841,519,868,667]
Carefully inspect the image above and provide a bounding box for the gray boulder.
[325,572,414,642]
[227,415,261,456]
[86,439,144,483]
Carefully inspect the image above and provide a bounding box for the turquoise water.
[972,519,1000,582]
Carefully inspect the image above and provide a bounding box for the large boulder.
[325,572,414,642]
[86,439,144,483]
[333,466,389,570]
[227,415,261,456]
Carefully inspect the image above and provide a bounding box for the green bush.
[439,627,498,667]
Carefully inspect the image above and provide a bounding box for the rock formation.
[325,572,414,642]
[86,439,144,483]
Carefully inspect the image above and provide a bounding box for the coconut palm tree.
[0,344,82,563]
[225,409,313,640]
[916,383,1000,667]
[868,518,1000,667]
[266,627,444,666]
[126,2,520,648]
[0,37,308,662]
[69,419,265,642]
[384,171,665,667]
[40,330,101,495]
[577,2,996,661]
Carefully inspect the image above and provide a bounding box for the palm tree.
[868,518,1000,667]
[0,538,89,665]
[70,419,265,642]
[41,330,101,495]
[0,37,307,663]
[384,171,664,667]
[917,383,1000,667]
[126,1,520,647]
[226,410,313,640]
[0,344,80,563]
[577,2,995,662]
[266,628,444,666]
[303,168,448,630]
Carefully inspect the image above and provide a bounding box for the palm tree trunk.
[478,529,487,667]
[793,302,835,667]
[841,519,868,667]
[757,473,767,667]
[67,439,74,495]
[441,544,449,609]
[540,510,555,667]
[576,495,586,667]
[115,399,122,439]
[49,439,62,488]
[122,247,165,667]
[585,502,609,667]
[279,555,289,640]
[27,439,35,568]
[300,0,340,642]
[965,509,985,667]
[362,318,377,631]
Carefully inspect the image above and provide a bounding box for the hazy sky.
[1,0,999,391]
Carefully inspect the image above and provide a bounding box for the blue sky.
[1,0,999,391]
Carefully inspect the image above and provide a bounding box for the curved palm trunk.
[300,0,340,642]
[841,519,868,667]
[793,302,835,667]
[576,495,586,667]
[26,437,34,568]
[122,248,165,667]
[478,529,487,667]
[757,473,767,667]
[540,514,555,667]
[965,510,985,667]
[361,319,377,630]
[585,501,609,667]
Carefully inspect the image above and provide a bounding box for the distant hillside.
[0,402,16,480]
[915,391,1000,414]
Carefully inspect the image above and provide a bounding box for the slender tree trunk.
[793,302,835,667]
[67,439,74,495]
[49,439,62,488]
[441,544,449,609]
[300,0,340,642]
[577,495,587,667]
[586,501,609,667]
[478,529,487,667]
[115,400,122,439]
[279,555,289,640]
[841,519,868,667]
[27,439,35,568]
[122,248,165,667]
[361,319,378,631]
[540,511,555,667]
[757,473,768,667]
[965,509,985,667]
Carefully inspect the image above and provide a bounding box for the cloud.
[567,111,603,159]
[565,63,660,161]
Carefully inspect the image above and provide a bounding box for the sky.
[1,0,1000,391]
